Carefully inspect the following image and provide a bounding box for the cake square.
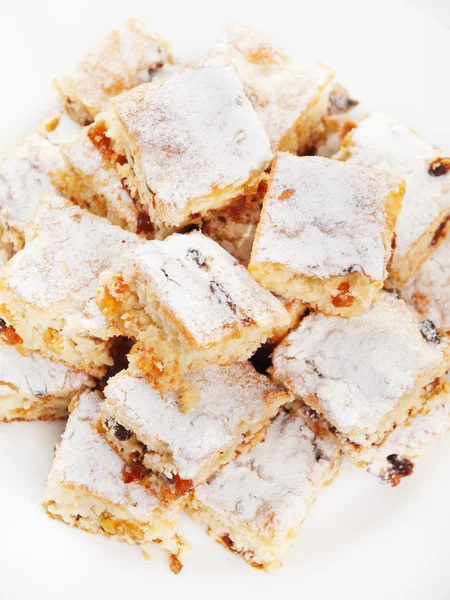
[361,380,450,485]
[99,363,292,503]
[271,293,450,448]
[298,378,450,486]
[95,59,273,230]
[0,124,78,259]
[402,235,450,333]
[208,22,334,153]
[54,18,174,125]
[334,114,450,287]
[98,231,290,391]
[0,195,142,377]
[249,154,405,316]
[187,403,341,571]
[54,65,183,236]
[43,390,186,570]
[0,340,94,422]
[55,125,141,232]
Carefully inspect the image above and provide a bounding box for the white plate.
[1,1,450,598]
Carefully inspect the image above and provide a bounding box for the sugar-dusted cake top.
[210,22,334,151]
[337,114,450,257]
[119,231,289,346]
[103,363,292,480]
[402,236,450,331]
[251,154,403,281]
[0,133,65,233]
[111,60,272,225]
[63,127,138,231]
[271,293,448,445]
[55,18,172,121]
[194,406,340,537]
[0,195,141,333]
[0,341,94,399]
[47,390,167,520]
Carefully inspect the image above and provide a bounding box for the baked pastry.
[0,195,142,377]
[298,378,450,486]
[360,380,450,485]
[98,231,290,391]
[188,403,341,571]
[315,82,365,157]
[402,235,450,333]
[54,18,174,125]
[99,363,292,502]
[208,22,334,153]
[249,154,404,316]
[43,390,186,571]
[55,125,140,231]
[93,59,272,232]
[271,293,450,452]
[53,64,182,235]
[0,116,80,258]
[0,339,94,422]
[334,114,450,287]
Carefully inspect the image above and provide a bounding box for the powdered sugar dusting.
[1,195,142,334]
[194,407,340,537]
[271,293,447,445]
[0,133,65,233]
[210,22,333,151]
[402,236,450,331]
[103,363,292,480]
[112,60,272,224]
[122,231,288,346]
[0,341,93,399]
[48,390,166,520]
[41,112,82,146]
[55,18,171,121]
[338,114,450,257]
[252,154,402,281]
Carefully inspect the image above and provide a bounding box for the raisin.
[329,91,359,115]
[136,211,154,236]
[428,157,450,177]
[221,535,235,551]
[305,359,324,378]
[159,473,193,497]
[0,321,22,345]
[430,215,450,247]
[210,280,237,313]
[186,247,207,268]
[122,462,146,484]
[331,282,354,308]
[386,288,401,299]
[114,423,133,441]
[419,320,441,344]
[387,454,414,485]
[147,61,164,81]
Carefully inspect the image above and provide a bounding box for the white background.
[1,1,450,599]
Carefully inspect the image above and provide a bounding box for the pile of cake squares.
[1,18,450,574]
